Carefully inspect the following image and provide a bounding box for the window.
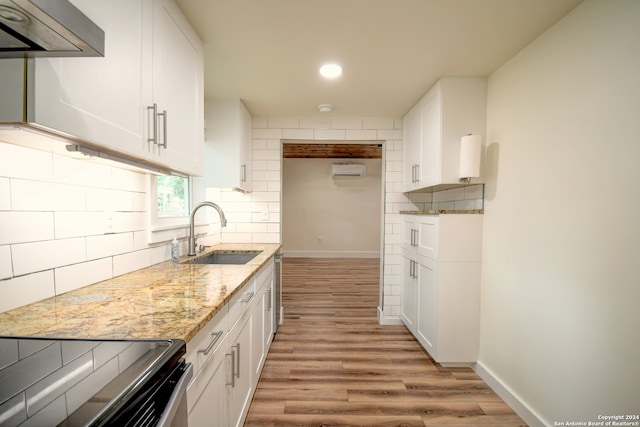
[156,175,190,218]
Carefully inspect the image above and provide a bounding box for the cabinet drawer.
[417,216,439,260]
[228,279,256,330]
[402,217,417,251]
[185,307,228,376]
[254,261,274,293]
[186,332,229,419]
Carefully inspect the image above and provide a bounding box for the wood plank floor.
[245,258,527,427]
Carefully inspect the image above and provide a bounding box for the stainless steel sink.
[185,251,261,265]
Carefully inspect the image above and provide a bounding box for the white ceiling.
[174,0,583,117]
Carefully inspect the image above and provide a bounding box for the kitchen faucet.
[188,201,227,256]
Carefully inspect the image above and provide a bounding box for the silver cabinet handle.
[232,343,240,378]
[414,164,419,183]
[241,291,254,303]
[266,288,272,310]
[158,109,168,148]
[225,352,234,387]
[147,104,158,145]
[410,259,419,279]
[410,229,418,247]
[197,330,223,356]
[241,163,246,182]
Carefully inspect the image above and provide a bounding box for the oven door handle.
[156,363,193,427]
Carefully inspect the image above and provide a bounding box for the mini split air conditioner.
[332,163,366,177]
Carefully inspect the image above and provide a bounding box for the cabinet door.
[204,99,252,190]
[416,259,438,358]
[33,0,148,157]
[229,305,253,427]
[151,0,204,175]
[187,334,229,427]
[250,290,265,384]
[402,105,421,191]
[238,101,253,191]
[400,254,418,333]
[252,269,273,382]
[261,280,274,357]
[419,85,441,187]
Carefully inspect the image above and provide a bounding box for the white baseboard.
[377,307,402,325]
[473,361,546,427]
[283,250,380,258]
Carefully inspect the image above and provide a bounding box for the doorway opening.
[280,140,385,311]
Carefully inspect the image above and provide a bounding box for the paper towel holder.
[459,134,482,184]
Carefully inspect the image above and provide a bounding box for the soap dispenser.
[171,237,180,262]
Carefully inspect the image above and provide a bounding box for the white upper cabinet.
[0,0,204,176]
[402,104,421,191]
[204,99,252,191]
[402,77,487,192]
[149,0,204,176]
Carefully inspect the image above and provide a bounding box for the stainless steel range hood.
[0,0,104,58]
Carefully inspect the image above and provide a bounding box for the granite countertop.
[400,209,484,215]
[0,243,281,343]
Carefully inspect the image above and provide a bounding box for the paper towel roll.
[459,134,482,179]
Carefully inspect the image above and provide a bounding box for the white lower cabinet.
[401,214,482,365]
[229,301,253,427]
[186,305,230,426]
[185,259,275,427]
[186,332,229,427]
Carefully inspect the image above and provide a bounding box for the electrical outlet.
[317,235,323,243]
[105,211,115,234]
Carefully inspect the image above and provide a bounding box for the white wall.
[282,157,382,257]
[479,0,640,424]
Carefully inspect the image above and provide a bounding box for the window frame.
[148,174,192,237]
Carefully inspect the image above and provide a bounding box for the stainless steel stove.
[0,337,191,427]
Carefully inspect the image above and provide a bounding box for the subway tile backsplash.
[0,141,168,313]
[431,185,485,211]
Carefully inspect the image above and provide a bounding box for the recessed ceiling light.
[319,63,343,79]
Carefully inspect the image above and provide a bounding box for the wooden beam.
[283,143,382,159]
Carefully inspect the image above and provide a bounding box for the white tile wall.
[0,271,55,313]
[0,142,177,313]
[0,245,12,280]
[54,258,113,295]
[431,184,484,210]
